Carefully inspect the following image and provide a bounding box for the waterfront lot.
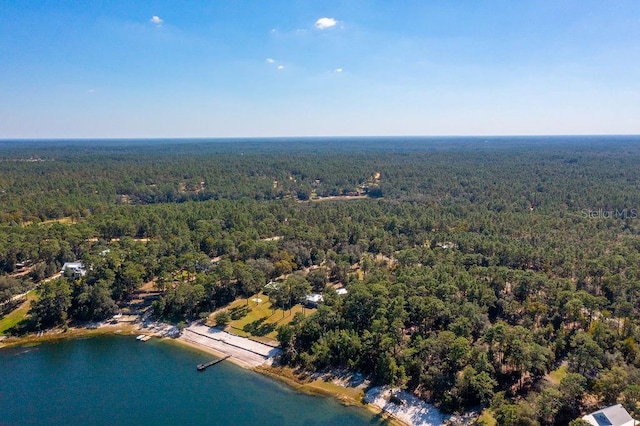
[209,293,315,344]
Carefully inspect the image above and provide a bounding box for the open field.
[215,293,316,343]
[20,216,75,227]
[38,217,74,226]
[0,292,36,335]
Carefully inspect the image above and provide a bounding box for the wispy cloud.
[150,16,163,27]
[266,58,285,70]
[315,17,337,30]
[334,68,343,73]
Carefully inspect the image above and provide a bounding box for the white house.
[582,404,637,426]
[60,262,86,278]
[304,293,324,308]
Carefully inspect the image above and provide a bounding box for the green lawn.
[214,293,315,342]
[547,364,568,385]
[0,292,36,335]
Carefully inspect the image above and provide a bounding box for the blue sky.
[1,1,639,138]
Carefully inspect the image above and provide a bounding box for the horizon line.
[1,133,639,142]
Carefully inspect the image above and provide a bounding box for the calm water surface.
[0,336,380,425]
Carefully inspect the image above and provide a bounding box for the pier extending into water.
[197,355,231,371]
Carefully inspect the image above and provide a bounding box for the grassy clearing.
[0,292,36,335]
[22,217,75,227]
[40,217,74,225]
[477,409,497,425]
[215,293,315,342]
[547,364,568,385]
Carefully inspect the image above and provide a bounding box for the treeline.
[1,137,640,422]
[2,136,640,224]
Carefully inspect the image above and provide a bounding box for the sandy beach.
[364,386,447,426]
[179,324,281,368]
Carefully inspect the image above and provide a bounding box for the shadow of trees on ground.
[242,317,276,336]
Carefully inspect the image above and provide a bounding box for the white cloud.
[315,17,337,29]
[266,58,275,63]
[334,68,343,73]
[277,65,284,70]
[150,16,163,26]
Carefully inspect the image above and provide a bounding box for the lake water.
[0,336,380,425]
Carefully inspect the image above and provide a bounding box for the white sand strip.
[187,324,280,357]
[180,324,281,368]
[364,386,447,426]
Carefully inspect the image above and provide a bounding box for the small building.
[336,288,348,296]
[60,262,86,278]
[264,280,281,291]
[304,293,324,308]
[582,404,638,426]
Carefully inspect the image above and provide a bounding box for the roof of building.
[582,404,637,426]
[61,261,84,269]
[60,262,86,276]
[264,281,280,290]
[305,294,324,303]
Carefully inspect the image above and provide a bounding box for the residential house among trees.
[60,262,86,278]
[582,404,638,426]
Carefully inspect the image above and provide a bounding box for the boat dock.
[197,355,231,371]
[136,334,152,342]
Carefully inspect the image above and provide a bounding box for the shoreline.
[170,334,259,370]
[0,323,416,426]
[0,323,141,348]
[254,364,407,426]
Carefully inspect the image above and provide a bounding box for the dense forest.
[2,136,640,424]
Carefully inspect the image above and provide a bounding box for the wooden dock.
[197,355,231,371]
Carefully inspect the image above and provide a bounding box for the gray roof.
[583,404,636,426]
